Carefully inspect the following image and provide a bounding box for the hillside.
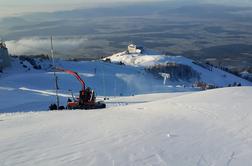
[0,49,251,113]
[106,50,252,87]
[1,87,252,166]
[0,57,196,113]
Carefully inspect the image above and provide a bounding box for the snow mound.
[106,51,252,87]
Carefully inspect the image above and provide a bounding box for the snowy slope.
[0,52,251,113]
[106,51,252,87]
[0,58,197,113]
[0,87,252,166]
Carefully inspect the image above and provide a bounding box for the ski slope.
[0,58,198,113]
[0,87,252,166]
[1,51,251,113]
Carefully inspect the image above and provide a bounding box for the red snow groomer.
[50,67,106,110]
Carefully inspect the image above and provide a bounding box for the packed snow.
[0,87,252,166]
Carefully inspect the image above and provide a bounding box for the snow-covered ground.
[1,50,251,113]
[0,50,252,165]
[0,57,199,113]
[107,51,252,87]
[1,87,252,166]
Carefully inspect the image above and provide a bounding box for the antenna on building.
[50,36,60,110]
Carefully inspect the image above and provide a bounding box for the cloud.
[6,37,89,55]
[6,36,110,58]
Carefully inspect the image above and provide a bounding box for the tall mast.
[51,36,60,110]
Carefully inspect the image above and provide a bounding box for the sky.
[1,0,252,18]
[0,0,161,18]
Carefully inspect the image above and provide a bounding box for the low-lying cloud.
[6,37,109,58]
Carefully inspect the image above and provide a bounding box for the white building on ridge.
[127,43,144,54]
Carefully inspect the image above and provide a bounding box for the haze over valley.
[1,1,252,72]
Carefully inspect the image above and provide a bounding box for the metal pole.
[51,36,60,110]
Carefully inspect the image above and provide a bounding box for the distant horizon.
[1,0,252,18]
[0,0,160,18]
[1,0,252,71]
